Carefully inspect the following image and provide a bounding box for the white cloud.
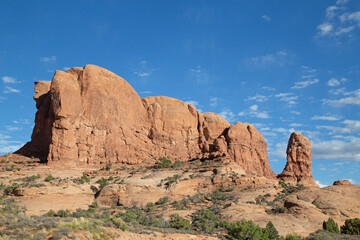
[324,88,360,106]
[190,65,202,73]
[219,109,236,122]
[343,119,360,131]
[3,86,20,93]
[315,180,328,188]
[40,56,56,62]
[2,76,18,84]
[246,94,269,102]
[290,111,300,115]
[317,1,360,38]
[0,144,23,153]
[262,15,271,22]
[268,142,287,158]
[327,78,340,87]
[0,133,24,154]
[133,61,157,78]
[329,87,346,95]
[5,126,22,131]
[13,119,30,125]
[209,97,219,107]
[140,90,152,94]
[312,137,360,161]
[289,123,303,127]
[318,22,333,35]
[275,93,298,105]
[189,65,210,84]
[262,86,276,91]
[326,6,339,19]
[291,78,319,89]
[238,104,270,119]
[185,100,199,106]
[247,50,291,67]
[348,178,357,184]
[336,0,348,5]
[311,115,342,121]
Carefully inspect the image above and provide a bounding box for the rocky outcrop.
[278,132,317,186]
[17,64,315,182]
[333,180,351,186]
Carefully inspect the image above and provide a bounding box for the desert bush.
[191,208,219,233]
[341,218,360,235]
[169,214,191,230]
[144,202,157,212]
[312,201,321,209]
[284,234,302,240]
[32,232,47,240]
[105,163,112,171]
[96,177,109,189]
[154,157,172,169]
[155,196,170,206]
[111,217,127,231]
[44,174,54,182]
[322,217,340,234]
[226,219,269,240]
[210,189,234,203]
[52,227,71,240]
[171,160,184,168]
[266,221,279,239]
[56,209,72,217]
[164,174,181,188]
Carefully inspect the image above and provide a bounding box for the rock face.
[333,180,352,186]
[17,64,315,182]
[278,132,317,186]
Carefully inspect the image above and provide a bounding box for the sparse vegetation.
[323,217,340,234]
[341,218,360,235]
[169,214,191,230]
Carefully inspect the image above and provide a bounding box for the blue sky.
[1,0,359,186]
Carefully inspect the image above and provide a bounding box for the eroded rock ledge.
[16,65,316,186]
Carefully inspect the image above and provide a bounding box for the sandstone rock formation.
[17,64,316,182]
[278,132,317,186]
[333,180,352,186]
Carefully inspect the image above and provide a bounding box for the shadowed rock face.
[16,64,315,182]
[278,132,317,186]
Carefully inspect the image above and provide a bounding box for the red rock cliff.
[18,65,318,181]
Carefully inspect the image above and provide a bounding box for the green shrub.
[155,196,170,206]
[312,201,321,209]
[284,234,302,240]
[46,209,56,217]
[169,214,191,230]
[56,209,72,217]
[144,202,157,212]
[80,174,90,184]
[226,219,269,240]
[266,221,279,239]
[210,189,234,203]
[323,217,340,234]
[96,177,109,189]
[105,163,112,171]
[171,160,184,168]
[44,174,55,182]
[154,157,172,169]
[111,217,127,231]
[191,208,219,233]
[341,218,360,235]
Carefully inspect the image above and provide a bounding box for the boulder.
[333,180,352,186]
[278,132,317,186]
[226,122,275,178]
